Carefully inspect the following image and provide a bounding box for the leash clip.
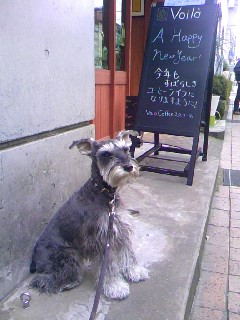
[20,292,31,309]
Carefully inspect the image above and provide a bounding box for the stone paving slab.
[190,91,240,320]
[190,306,226,320]
[192,270,228,312]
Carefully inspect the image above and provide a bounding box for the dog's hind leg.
[30,249,84,293]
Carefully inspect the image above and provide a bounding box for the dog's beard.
[100,160,139,188]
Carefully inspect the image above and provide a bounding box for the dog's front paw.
[123,265,149,283]
[103,277,129,300]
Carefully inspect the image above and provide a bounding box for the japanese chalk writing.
[146,68,198,111]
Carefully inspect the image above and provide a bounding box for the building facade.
[227,0,240,62]
[0,0,95,300]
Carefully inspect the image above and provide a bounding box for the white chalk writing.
[171,29,202,48]
[171,7,201,20]
[146,109,194,119]
[153,49,201,64]
[147,68,198,109]
[152,28,164,43]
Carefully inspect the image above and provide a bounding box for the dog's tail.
[29,274,58,293]
[29,254,83,293]
[29,272,81,293]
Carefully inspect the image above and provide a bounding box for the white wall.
[0,0,95,300]
[0,0,94,142]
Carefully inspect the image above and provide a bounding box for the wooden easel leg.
[130,136,137,158]
[202,122,209,161]
[154,133,159,155]
[187,134,200,186]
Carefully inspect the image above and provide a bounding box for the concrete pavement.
[0,98,228,319]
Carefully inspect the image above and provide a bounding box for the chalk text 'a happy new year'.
[152,7,203,64]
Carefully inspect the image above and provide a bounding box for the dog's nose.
[123,165,133,172]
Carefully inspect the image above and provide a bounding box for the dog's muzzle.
[105,159,139,187]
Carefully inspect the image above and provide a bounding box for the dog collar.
[91,179,116,200]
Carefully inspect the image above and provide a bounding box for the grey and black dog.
[29,130,148,299]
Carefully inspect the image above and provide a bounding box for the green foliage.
[212,75,232,101]
[216,99,226,119]
[223,60,229,71]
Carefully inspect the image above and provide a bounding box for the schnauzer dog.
[29,130,148,299]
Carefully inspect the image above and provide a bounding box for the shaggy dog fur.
[29,130,148,299]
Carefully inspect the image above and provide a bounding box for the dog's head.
[69,130,139,187]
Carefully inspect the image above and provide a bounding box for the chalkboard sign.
[135,4,218,137]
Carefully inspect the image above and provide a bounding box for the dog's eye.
[123,147,129,153]
[102,151,111,157]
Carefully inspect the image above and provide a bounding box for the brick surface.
[231,199,240,210]
[231,228,240,238]
[178,117,240,318]
[221,149,231,158]
[229,275,240,293]
[206,225,229,247]
[228,292,240,314]
[221,149,231,156]
[230,248,240,261]
[214,186,230,199]
[190,305,226,320]
[212,197,230,211]
[201,243,229,274]
[230,260,240,276]
[230,192,240,200]
[209,209,229,228]
[232,161,240,169]
[229,313,240,320]
[232,211,240,220]
[220,160,231,169]
[232,198,240,204]
[231,237,240,249]
[232,164,240,170]
[232,152,240,157]
[231,187,240,196]
[193,270,227,311]
[232,220,240,228]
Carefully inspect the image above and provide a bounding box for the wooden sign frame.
[132,3,219,185]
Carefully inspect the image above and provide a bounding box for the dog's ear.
[116,130,139,147]
[69,138,95,155]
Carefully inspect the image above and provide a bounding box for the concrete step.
[209,120,226,140]
[0,133,223,320]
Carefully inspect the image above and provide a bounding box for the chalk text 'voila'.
[171,7,201,20]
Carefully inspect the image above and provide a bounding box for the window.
[94,0,109,69]
[116,0,126,70]
[94,0,126,71]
